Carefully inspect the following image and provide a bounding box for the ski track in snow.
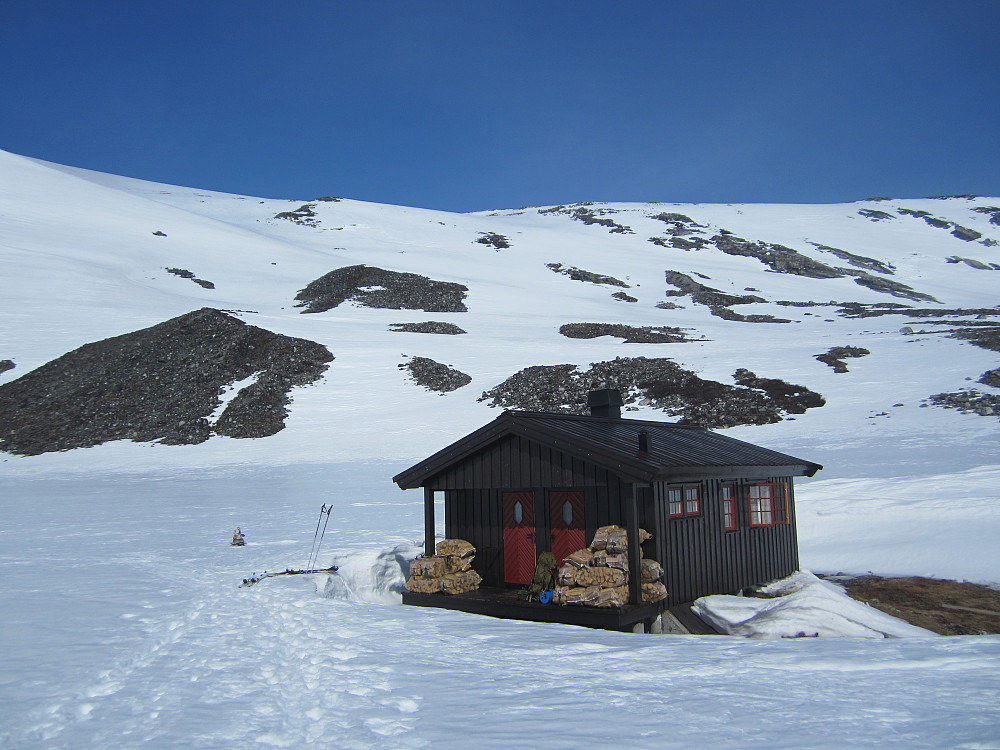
[2,466,1000,749]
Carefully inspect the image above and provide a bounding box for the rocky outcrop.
[928,390,1000,419]
[166,267,215,289]
[479,356,824,428]
[664,271,791,323]
[546,263,630,288]
[0,308,333,455]
[815,346,871,373]
[559,323,692,344]
[402,357,472,393]
[389,322,466,335]
[295,265,469,313]
[539,204,633,234]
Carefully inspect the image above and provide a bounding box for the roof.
[393,411,822,488]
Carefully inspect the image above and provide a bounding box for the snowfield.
[1,150,999,747]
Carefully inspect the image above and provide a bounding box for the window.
[748,483,789,527]
[722,484,737,531]
[668,485,701,518]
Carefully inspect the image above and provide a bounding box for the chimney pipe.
[587,388,623,418]
[638,428,650,453]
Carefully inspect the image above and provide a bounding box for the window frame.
[747,482,789,528]
[667,484,702,518]
[721,483,738,531]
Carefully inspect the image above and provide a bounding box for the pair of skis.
[240,504,338,586]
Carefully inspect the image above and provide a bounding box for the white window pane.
[563,500,573,526]
[514,501,522,525]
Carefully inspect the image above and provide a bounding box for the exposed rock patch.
[948,324,1000,354]
[559,323,692,344]
[946,256,999,270]
[274,203,319,226]
[815,346,871,373]
[611,291,638,303]
[539,204,633,234]
[295,265,469,313]
[980,368,1000,388]
[0,359,14,375]
[808,243,895,275]
[166,267,215,290]
[896,208,986,243]
[0,308,334,455]
[927,389,1000,420]
[546,263,629,288]
[711,234,844,279]
[858,209,895,221]
[389,322,466,335]
[664,271,790,323]
[479,356,824,428]
[475,232,511,250]
[710,234,935,302]
[972,206,1000,226]
[402,356,472,393]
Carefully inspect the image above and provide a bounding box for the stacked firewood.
[406,539,482,595]
[553,525,667,607]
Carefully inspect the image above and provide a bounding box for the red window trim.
[747,483,789,528]
[722,483,738,531]
[668,484,701,518]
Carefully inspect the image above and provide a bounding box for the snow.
[2,151,1000,747]
[694,570,936,639]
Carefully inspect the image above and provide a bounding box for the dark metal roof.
[393,411,822,488]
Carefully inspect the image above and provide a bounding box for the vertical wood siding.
[432,435,799,600]
[655,476,800,606]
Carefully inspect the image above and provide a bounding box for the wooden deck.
[402,586,665,632]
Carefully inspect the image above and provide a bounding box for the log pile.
[553,525,667,607]
[406,539,482,595]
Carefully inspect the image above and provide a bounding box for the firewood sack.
[436,539,475,558]
[557,564,579,587]
[555,585,600,605]
[640,558,664,583]
[409,556,449,578]
[591,550,628,571]
[446,556,474,573]
[406,575,443,594]
[564,548,594,568]
[575,565,628,589]
[642,581,668,603]
[594,585,630,608]
[440,570,482,595]
[590,525,623,551]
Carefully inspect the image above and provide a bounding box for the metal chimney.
[638,428,651,453]
[587,388,624,418]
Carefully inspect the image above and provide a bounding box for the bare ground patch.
[831,575,1000,635]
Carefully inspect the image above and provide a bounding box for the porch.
[401,585,667,632]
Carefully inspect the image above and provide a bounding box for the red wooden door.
[502,492,536,585]
[549,491,586,566]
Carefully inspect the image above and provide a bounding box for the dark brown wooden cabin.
[393,390,822,630]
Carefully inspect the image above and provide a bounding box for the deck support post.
[626,484,642,606]
[423,486,436,557]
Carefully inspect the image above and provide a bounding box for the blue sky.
[2,1,997,212]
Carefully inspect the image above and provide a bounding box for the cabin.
[393,389,822,631]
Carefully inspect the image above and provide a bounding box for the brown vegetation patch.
[837,575,1000,635]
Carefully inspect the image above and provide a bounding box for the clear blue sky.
[2,1,997,212]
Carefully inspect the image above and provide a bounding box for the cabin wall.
[430,435,800,600]
[436,435,650,587]
[652,476,799,605]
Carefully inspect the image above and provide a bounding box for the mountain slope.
[0,149,997,476]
